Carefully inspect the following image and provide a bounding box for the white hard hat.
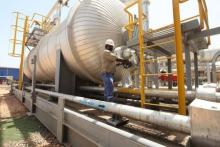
[105,39,115,47]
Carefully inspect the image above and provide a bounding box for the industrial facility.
[1,0,220,146]
[0,67,19,83]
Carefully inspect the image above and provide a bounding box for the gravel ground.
[0,85,26,118]
[0,85,63,147]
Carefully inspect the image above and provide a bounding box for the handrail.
[144,73,175,76]
[8,53,20,57]
[124,0,210,115]
[124,1,137,39]
[144,56,176,63]
[29,13,51,32]
[143,40,174,49]
[198,0,210,44]
[179,0,188,3]
[144,15,200,36]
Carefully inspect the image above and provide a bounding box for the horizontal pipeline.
[65,109,166,147]
[25,87,191,133]
[79,86,196,100]
[79,86,220,103]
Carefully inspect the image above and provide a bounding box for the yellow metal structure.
[124,0,210,114]
[9,1,69,90]
[137,0,145,108]
[172,0,186,115]
[9,12,29,90]
[9,12,51,90]
[18,16,29,90]
[9,12,27,57]
[124,1,137,39]
[29,13,51,32]
[198,0,210,44]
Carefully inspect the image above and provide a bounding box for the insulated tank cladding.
[24,0,128,83]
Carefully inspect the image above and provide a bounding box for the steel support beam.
[154,56,159,89]
[194,52,199,88]
[184,42,192,90]
[207,62,211,83]
[188,26,220,40]
[167,57,173,89]
[211,51,220,83]
[55,49,76,95]
[31,55,37,113]
[57,98,64,143]
[146,41,172,56]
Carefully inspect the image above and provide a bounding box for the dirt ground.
[0,85,63,147]
[0,85,26,119]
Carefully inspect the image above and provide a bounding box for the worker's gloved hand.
[116,63,123,66]
[122,60,132,69]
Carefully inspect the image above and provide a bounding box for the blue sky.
[0,0,220,68]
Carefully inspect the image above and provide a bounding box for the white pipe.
[65,108,166,147]
[79,86,220,103]
[79,86,196,100]
[207,63,211,83]
[142,0,150,31]
[26,87,191,133]
[196,87,220,102]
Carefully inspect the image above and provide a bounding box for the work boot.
[112,114,117,120]
[106,97,116,102]
[107,113,129,127]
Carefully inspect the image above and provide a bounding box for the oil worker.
[101,39,131,126]
[102,39,128,101]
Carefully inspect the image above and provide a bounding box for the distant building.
[0,67,19,82]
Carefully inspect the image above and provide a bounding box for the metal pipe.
[79,86,220,103]
[36,84,55,88]
[196,87,220,102]
[142,0,150,31]
[207,62,211,83]
[184,42,192,90]
[31,55,37,98]
[194,52,199,88]
[81,93,140,106]
[64,108,166,147]
[168,57,173,89]
[124,0,137,39]
[172,0,186,115]
[26,87,190,133]
[79,86,196,100]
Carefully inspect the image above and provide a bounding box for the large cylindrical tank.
[24,0,128,83]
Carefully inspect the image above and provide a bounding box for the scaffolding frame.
[124,0,210,115]
[9,12,51,90]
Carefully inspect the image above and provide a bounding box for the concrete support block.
[190,99,220,147]
[57,97,65,143]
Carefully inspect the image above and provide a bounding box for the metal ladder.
[124,0,210,115]
[9,12,52,90]
[9,12,29,90]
